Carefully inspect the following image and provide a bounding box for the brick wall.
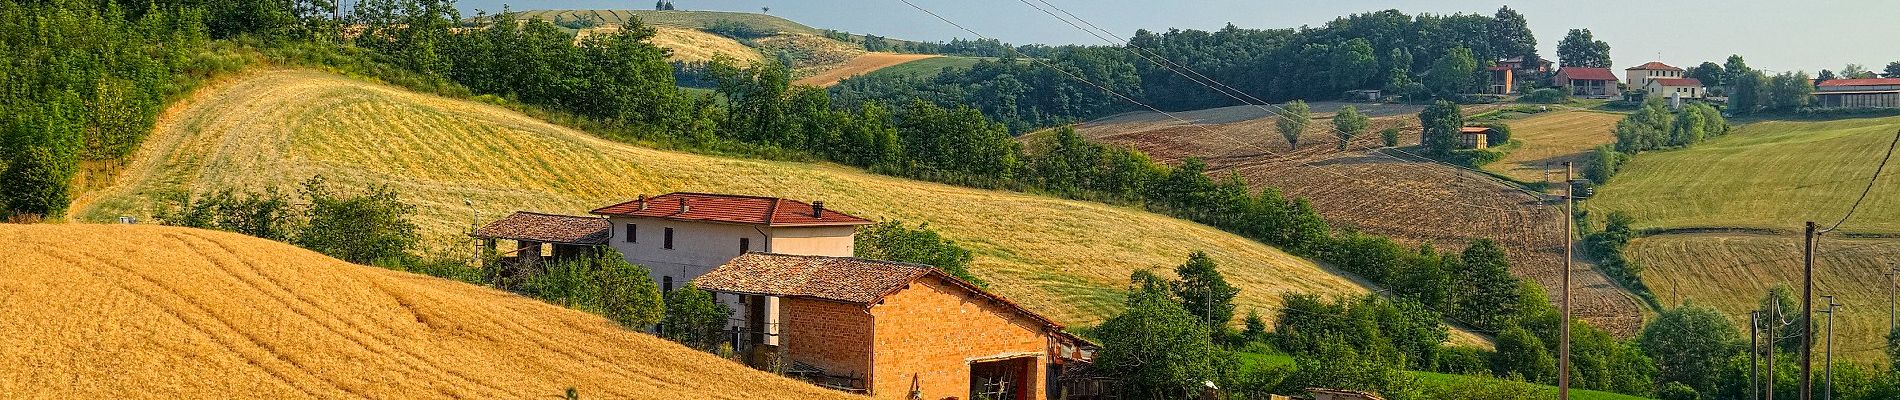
[783,298,874,380]
[870,276,1049,400]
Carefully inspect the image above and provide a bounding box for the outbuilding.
[1813,78,1900,109]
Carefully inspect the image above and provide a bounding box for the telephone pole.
[1769,302,1779,400]
[1802,221,1816,400]
[1822,296,1839,400]
[1751,311,1761,400]
[1560,162,1574,400]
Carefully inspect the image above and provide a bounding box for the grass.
[72,69,1418,335]
[1585,115,1900,233]
[792,53,940,87]
[514,10,821,35]
[1486,110,1623,184]
[1233,350,1653,400]
[0,223,854,399]
[625,26,762,64]
[860,56,986,79]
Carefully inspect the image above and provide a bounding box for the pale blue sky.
[458,0,1896,74]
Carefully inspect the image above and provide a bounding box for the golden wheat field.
[586,25,763,64]
[1628,233,1900,363]
[0,224,854,399]
[69,69,1469,344]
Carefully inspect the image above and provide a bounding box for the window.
[740,237,751,253]
[663,276,673,292]
[663,227,675,249]
[625,223,637,243]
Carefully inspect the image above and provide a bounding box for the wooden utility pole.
[1560,162,1573,400]
[1769,302,1778,400]
[1752,311,1761,400]
[1802,221,1816,400]
[1823,296,1839,400]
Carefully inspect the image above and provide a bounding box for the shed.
[1459,126,1495,149]
[471,211,610,270]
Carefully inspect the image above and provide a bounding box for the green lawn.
[860,56,986,79]
[1585,115,1900,233]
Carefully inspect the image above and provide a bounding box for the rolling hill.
[70,69,1485,345]
[1075,103,1648,335]
[518,10,824,36]
[0,223,854,399]
[1587,115,1900,362]
[1488,109,1623,184]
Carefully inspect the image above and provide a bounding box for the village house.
[588,192,874,348]
[1642,77,1705,101]
[694,253,1094,400]
[1553,67,1621,97]
[1813,77,1900,108]
[1486,56,1554,95]
[1459,126,1495,149]
[1625,61,1685,89]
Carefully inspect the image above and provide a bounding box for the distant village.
[1480,57,1899,110]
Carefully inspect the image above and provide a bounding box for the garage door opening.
[970,356,1036,400]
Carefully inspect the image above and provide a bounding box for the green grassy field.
[515,10,821,35]
[860,56,986,79]
[1586,115,1900,233]
[70,69,1498,343]
[1236,351,1653,399]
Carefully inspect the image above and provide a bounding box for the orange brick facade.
[869,276,1050,400]
[783,298,875,377]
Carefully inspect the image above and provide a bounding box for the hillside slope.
[0,224,853,399]
[1076,103,1647,335]
[72,69,1424,337]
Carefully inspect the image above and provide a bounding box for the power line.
[1819,129,1900,234]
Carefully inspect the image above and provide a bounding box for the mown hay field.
[516,10,821,35]
[860,55,985,79]
[72,69,1441,340]
[792,53,938,87]
[1628,233,1900,363]
[581,25,763,64]
[1586,115,1900,233]
[0,224,854,399]
[1489,110,1622,184]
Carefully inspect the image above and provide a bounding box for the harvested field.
[515,10,821,35]
[1629,233,1900,363]
[754,33,866,76]
[793,53,939,87]
[0,224,854,399]
[859,56,985,79]
[582,25,763,64]
[1488,110,1623,184]
[69,69,1496,345]
[1075,103,1647,335]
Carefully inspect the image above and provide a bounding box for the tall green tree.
[1453,239,1522,331]
[1276,100,1312,149]
[1426,46,1478,96]
[1095,270,1222,399]
[1419,101,1464,155]
[1493,325,1557,383]
[1333,105,1370,151]
[1639,301,1742,394]
[1330,38,1378,90]
[1557,29,1612,68]
[1884,61,1900,78]
[1686,62,1726,87]
[1488,6,1538,64]
[1172,251,1239,338]
[1766,71,1814,111]
[854,221,982,286]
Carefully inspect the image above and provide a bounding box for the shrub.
[855,220,983,286]
[1481,123,1512,145]
[295,177,419,265]
[661,286,733,350]
[1658,381,1698,400]
[1522,88,1568,104]
[1435,346,1491,375]
[1380,127,1401,147]
[596,250,666,328]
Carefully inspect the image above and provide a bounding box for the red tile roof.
[590,192,872,227]
[1626,61,1682,71]
[1651,78,1704,87]
[1556,67,1618,81]
[471,211,611,245]
[694,253,1061,327]
[1818,78,1900,87]
[1459,126,1495,134]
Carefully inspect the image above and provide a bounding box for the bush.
[1522,88,1568,104]
[1480,123,1512,145]
[1381,127,1401,147]
[1434,346,1492,375]
[1449,148,1506,167]
[294,177,419,265]
[1658,381,1698,400]
[855,220,983,286]
[597,251,666,328]
[661,286,733,350]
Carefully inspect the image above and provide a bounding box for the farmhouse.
[472,211,611,270]
[1642,77,1704,100]
[1625,61,1685,89]
[1486,56,1554,95]
[1554,67,1620,97]
[694,253,1094,400]
[1459,126,1495,149]
[1813,78,1900,108]
[589,192,874,347]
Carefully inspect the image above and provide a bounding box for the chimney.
[636,195,648,211]
[811,201,825,218]
[679,198,690,214]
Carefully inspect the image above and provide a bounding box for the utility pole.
[1751,311,1761,400]
[1823,296,1840,400]
[1887,261,1898,335]
[1560,162,1573,400]
[1769,302,1779,400]
[1802,221,1817,400]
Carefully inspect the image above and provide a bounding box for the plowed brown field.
[1075,103,1647,335]
[0,224,854,399]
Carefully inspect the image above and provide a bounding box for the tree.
[1333,105,1370,151]
[597,250,666,328]
[294,177,418,265]
[1614,97,1672,153]
[1426,46,1478,96]
[1493,325,1557,383]
[1380,127,1401,147]
[1658,382,1698,400]
[1488,6,1537,64]
[1639,301,1741,394]
[1885,61,1900,78]
[1330,38,1378,90]
[1557,29,1612,68]
[1172,251,1239,338]
[1095,270,1221,398]
[1242,309,1267,344]
[661,286,734,351]
[1724,55,1751,84]
[1669,106,1706,147]
[1730,68,1769,113]
[1275,100,1312,149]
[855,221,982,286]
[654,1,664,10]
[1419,101,1464,155]
[1817,69,1838,82]
[1841,63,1877,79]
[1766,71,1814,111]
[1686,62,1726,88]
[1454,239,1522,331]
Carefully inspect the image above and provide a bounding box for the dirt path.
[793,53,938,87]
[1074,104,1649,336]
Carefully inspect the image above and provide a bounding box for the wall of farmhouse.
[782,297,875,384]
[870,276,1049,400]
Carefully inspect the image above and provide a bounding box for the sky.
[455,0,1898,74]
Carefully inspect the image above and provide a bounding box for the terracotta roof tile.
[1626,61,1683,71]
[1459,126,1494,134]
[1556,67,1619,81]
[472,212,611,245]
[1819,78,1900,87]
[694,253,1062,328]
[590,192,872,226]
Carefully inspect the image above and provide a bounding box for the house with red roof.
[1554,67,1621,97]
[1625,61,1686,89]
[1814,78,1900,108]
[1642,77,1705,101]
[694,253,1094,400]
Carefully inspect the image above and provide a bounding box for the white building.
[1625,61,1686,90]
[1643,77,1706,106]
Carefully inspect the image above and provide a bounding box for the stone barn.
[694,253,1094,400]
[471,211,611,272]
